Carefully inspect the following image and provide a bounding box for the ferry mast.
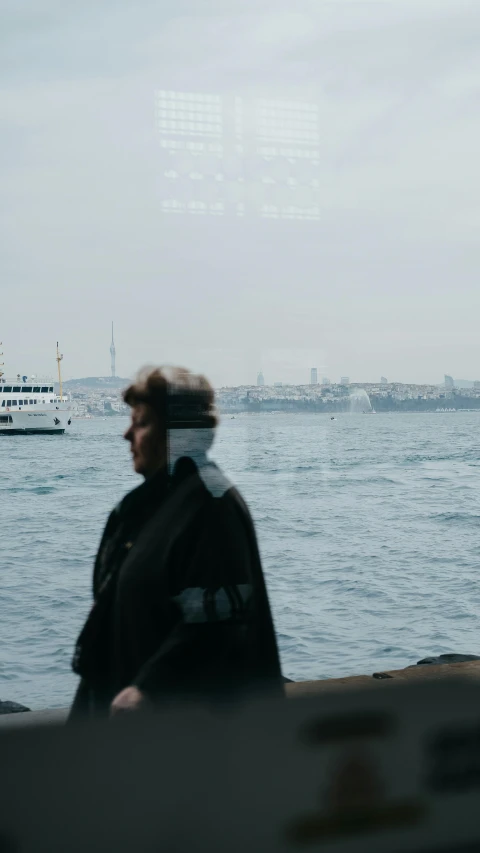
[56,342,63,400]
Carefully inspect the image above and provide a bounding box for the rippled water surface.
[1,413,480,709]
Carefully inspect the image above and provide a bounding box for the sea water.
[1,412,479,709]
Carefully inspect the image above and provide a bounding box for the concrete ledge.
[285,660,480,697]
[0,708,69,728]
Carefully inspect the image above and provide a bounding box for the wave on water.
[431,512,480,527]
[1,485,56,494]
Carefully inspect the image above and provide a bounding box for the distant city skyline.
[10,349,470,386]
[61,370,480,390]
[63,372,480,420]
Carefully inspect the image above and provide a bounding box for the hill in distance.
[63,376,130,390]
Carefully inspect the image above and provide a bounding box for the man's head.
[123,366,218,479]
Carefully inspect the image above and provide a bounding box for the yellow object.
[56,341,63,400]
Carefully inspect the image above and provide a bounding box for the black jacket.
[70,457,282,717]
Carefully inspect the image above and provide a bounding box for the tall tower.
[310,368,318,385]
[110,322,116,378]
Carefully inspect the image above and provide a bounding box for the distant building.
[273,382,283,388]
[310,368,318,385]
[322,377,331,385]
[381,376,388,384]
[444,375,454,390]
[474,381,480,390]
[340,376,350,386]
[257,371,265,387]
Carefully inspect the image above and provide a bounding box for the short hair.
[123,366,218,430]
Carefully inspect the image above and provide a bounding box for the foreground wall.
[2,659,480,728]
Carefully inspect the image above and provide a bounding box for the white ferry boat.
[0,343,72,435]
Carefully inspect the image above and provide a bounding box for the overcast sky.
[2,0,480,386]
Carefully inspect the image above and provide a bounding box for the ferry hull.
[0,407,71,435]
[0,428,66,435]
